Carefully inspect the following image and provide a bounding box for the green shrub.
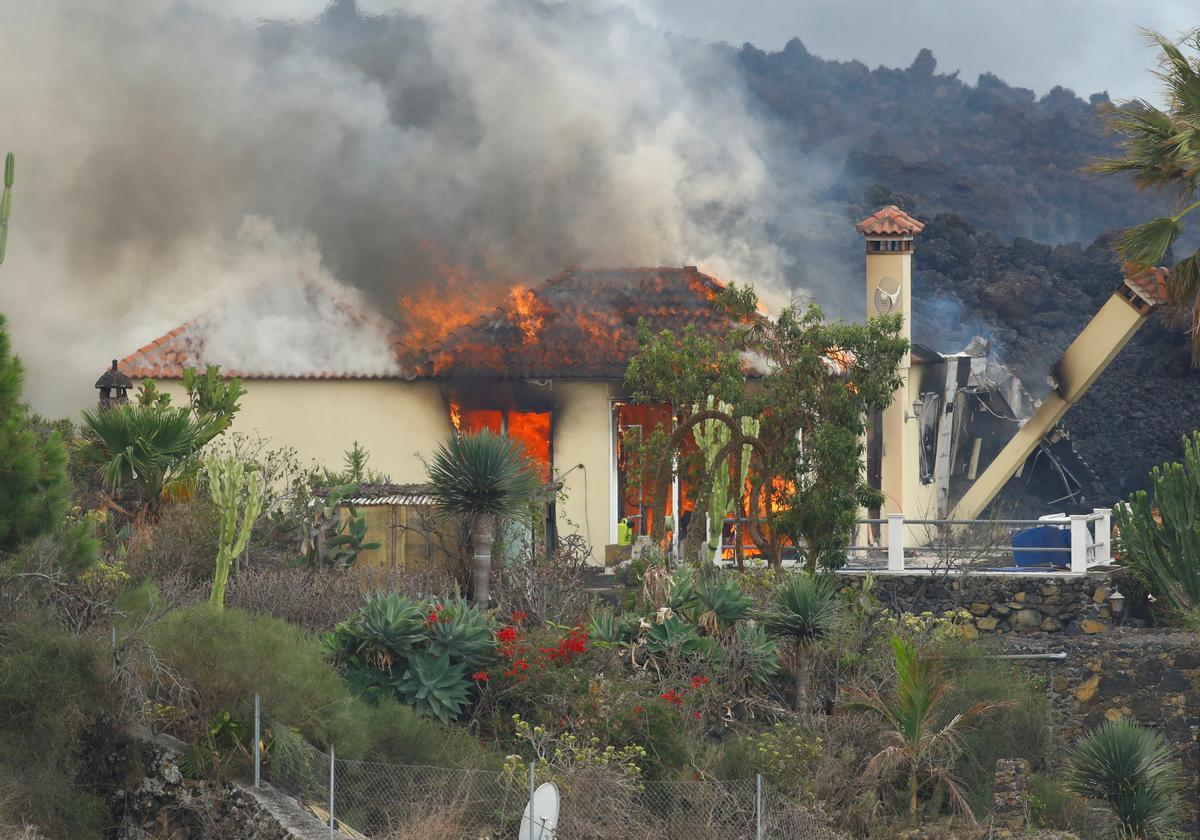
[0,615,112,838]
[397,651,471,724]
[428,598,497,670]
[695,572,753,632]
[1065,717,1184,839]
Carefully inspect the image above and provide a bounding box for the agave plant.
[695,572,753,634]
[428,599,496,671]
[1065,718,1183,839]
[397,651,471,724]
[723,622,782,688]
[353,593,428,672]
[427,430,541,608]
[848,637,1013,826]
[664,565,700,619]
[643,615,714,660]
[587,606,638,646]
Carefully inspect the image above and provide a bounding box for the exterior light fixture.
[1108,588,1126,624]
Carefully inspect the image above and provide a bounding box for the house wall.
[550,380,620,564]
[140,379,453,482]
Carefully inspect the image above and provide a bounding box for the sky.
[199,0,1197,103]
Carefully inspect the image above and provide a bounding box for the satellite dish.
[874,275,902,314]
[519,782,560,840]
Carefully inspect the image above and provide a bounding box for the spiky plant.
[397,651,471,724]
[728,622,781,687]
[695,572,753,634]
[1091,29,1200,363]
[428,599,496,671]
[427,430,540,608]
[78,404,224,504]
[665,564,700,619]
[848,637,1013,826]
[353,593,428,672]
[643,615,713,660]
[1065,718,1184,839]
[204,455,264,609]
[587,605,638,646]
[761,572,842,710]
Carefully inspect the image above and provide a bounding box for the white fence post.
[756,773,764,840]
[253,693,260,788]
[1069,515,1088,574]
[1093,508,1112,565]
[887,514,905,572]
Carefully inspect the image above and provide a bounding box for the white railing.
[846,508,1113,575]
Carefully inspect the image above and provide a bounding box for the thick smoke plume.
[1,0,801,415]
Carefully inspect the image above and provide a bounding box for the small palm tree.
[847,637,1012,826]
[1065,717,1183,839]
[1092,29,1200,363]
[79,404,225,505]
[426,430,540,608]
[760,572,841,707]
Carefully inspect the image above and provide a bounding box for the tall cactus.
[204,454,265,609]
[1114,430,1200,612]
[692,396,759,554]
[0,153,13,266]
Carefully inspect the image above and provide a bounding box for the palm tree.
[1065,718,1183,839]
[1093,29,1200,363]
[426,430,540,608]
[78,404,224,505]
[847,637,1012,826]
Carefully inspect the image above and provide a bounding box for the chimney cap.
[856,205,925,237]
[96,360,133,390]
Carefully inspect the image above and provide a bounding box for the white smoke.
[0,0,796,416]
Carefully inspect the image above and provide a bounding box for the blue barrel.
[1011,525,1070,567]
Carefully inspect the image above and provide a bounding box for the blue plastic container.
[1011,525,1070,568]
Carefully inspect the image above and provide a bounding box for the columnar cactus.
[205,454,265,609]
[0,153,13,266]
[692,396,758,554]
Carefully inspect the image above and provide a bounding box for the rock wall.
[105,728,346,840]
[1002,629,1200,834]
[840,571,1126,635]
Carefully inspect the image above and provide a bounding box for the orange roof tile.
[855,205,925,237]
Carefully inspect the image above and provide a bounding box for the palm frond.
[1118,216,1183,265]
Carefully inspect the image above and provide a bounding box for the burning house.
[115,206,1168,564]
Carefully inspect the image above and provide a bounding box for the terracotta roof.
[1122,264,1169,308]
[118,280,402,380]
[855,205,925,237]
[405,266,736,380]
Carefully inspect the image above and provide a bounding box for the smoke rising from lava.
[0,0,818,415]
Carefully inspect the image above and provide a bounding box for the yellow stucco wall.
[145,379,454,482]
[548,380,619,563]
[147,377,617,564]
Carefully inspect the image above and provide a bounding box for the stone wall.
[104,728,347,840]
[839,571,1125,635]
[1002,629,1200,834]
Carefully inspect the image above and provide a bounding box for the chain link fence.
[266,716,844,839]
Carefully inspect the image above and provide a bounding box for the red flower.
[427,604,443,624]
[659,689,685,706]
[472,671,489,683]
[511,610,529,622]
[689,676,711,689]
[496,626,518,643]
[631,704,645,714]
[693,711,702,720]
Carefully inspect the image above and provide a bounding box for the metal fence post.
[253,694,261,788]
[887,514,905,572]
[755,774,763,840]
[329,744,335,836]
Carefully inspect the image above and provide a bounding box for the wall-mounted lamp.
[904,399,924,422]
[1108,587,1125,625]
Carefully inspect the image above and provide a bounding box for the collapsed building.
[113,207,1167,564]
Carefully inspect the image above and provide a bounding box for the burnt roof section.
[95,359,133,389]
[405,266,736,380]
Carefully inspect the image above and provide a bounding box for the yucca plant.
[1091,29,1200,363]
[695,572,753,634]
[78,404,224,504]
[1065,718,1184,839]
[643,615,714,660]
[760,572,841,707]
[848,637,1013,826]
[428,599,496,671]
[397,651,471,724]
[427,430,540,608]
